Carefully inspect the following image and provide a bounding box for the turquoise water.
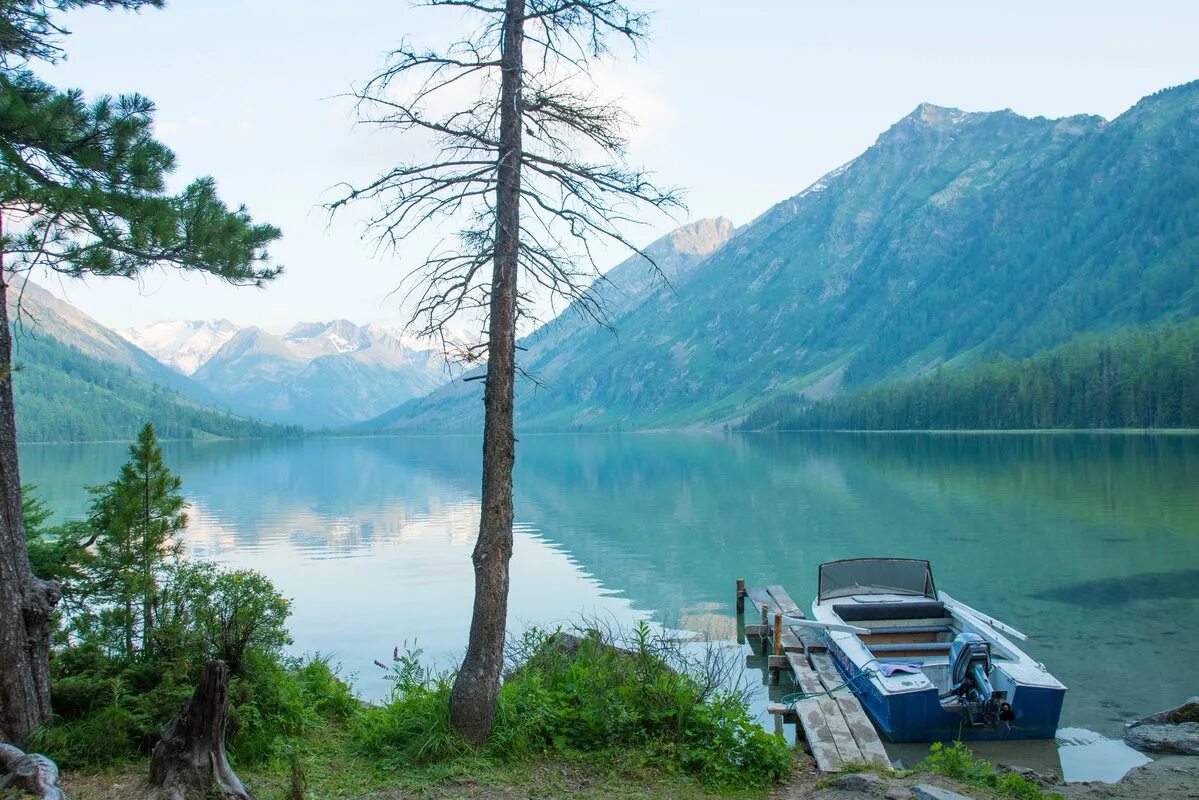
[19,432,1199,742]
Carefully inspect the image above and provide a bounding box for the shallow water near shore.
[21,431,1199,782]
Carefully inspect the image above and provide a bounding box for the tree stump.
[0,742,67,799]
[147,660,252,800]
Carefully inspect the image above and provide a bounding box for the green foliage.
[353,626,791,789]
[11,329,304,442]
[921,742,1062,800]
[30,432,352,769]
[75,423,186,659]
[156,561,292,675]
[746,319,1199,431]
[22,483,92,595]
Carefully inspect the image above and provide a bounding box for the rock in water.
[1124,721,1199,755]
[1129,697,1199,727]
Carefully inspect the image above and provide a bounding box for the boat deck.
[736,579,893,773]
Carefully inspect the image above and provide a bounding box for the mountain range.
[363,80,1199,432]
[184,321,449,428]
[12,79,1199,440]
[8,282,293,442]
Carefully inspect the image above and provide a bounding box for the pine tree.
[0,1,280,742]
[84,423,186,659]
[334,0,679,744]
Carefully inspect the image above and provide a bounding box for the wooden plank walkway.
[739,579,892,773]
[808,652,892,769]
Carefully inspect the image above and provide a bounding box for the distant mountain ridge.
[361,216,739,431]
[122,319,240,375]
[188,320,450,428]
[366,79,1199,432]
[8,282,294,442]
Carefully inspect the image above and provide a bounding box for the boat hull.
[828,639,1064,742]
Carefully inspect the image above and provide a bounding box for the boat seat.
[834,600,949,622]
[861,625,952,636]
[868,642,952,654]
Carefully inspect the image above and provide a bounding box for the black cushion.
[833,600,949,621]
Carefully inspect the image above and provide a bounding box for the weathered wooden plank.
[766,702,799,723]
[765,584,803,616]
[786,652,864,767]
[780,627,804,653]
[792,697,844,772]
[746,587,780,616]
[808,652,892,770]
[793,625,827,653]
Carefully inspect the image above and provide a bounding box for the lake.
[19,431,1199,755]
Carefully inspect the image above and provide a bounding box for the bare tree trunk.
[0,216,60,744]
[448,0,525,746]
[0,742,67,800]
[148,660,251,800]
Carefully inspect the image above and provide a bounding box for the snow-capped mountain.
[121,319,242,375]
[188,320,452,428]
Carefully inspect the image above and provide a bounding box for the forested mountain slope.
[742,319,1199,431]
[370,80,1199,432]
[360,217,738,431]
[8,283,298,442]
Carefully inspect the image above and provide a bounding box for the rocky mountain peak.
[666,217,737,257]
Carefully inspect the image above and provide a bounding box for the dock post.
[759,604,769,653]
[770,612,784,684]
[735,578,746,614]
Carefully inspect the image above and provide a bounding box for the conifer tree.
[0,1,280,742]
[84,423,186,659]
[335,0,680,744]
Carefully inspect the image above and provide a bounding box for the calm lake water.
[19,432,1199,761]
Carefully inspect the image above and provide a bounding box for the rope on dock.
[779,660,879,705]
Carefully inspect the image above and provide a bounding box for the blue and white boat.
[807,558,1066,742]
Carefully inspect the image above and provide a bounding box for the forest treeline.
[742,319,1199,431]
[12,332,303,442]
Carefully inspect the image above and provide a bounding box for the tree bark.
[447,0,525,747]
[0,742,67,800]
[147,660,252,800]
[0,217,61,744]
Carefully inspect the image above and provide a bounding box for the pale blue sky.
[30,1,1199,332]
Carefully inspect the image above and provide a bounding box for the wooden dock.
[737,579,892,773]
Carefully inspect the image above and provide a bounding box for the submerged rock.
[1129,696,1199,727]
[1125,697,1199,754]
[1124,722,1199,755]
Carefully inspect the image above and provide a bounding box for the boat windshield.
[818,558,937,601]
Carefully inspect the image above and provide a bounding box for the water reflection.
[18,432,1199,740]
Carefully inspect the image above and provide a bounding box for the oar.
[783,616,871,635]
[940,592,1028,641]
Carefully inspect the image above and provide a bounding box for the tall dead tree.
[332,0,681,743]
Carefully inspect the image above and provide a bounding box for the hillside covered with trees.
[374,81,1199,432]
[12,325,300,443]
[742,320,1199,431]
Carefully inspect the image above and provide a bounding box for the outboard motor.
[947,633,1015,726]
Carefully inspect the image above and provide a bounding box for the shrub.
[921,741,1062,800]
[352,622,792,788]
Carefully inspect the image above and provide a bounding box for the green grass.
[57,719,781,800]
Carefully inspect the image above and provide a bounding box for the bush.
[352,622,792,788]
[156,561,292,674]
[921,742,1062,800]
